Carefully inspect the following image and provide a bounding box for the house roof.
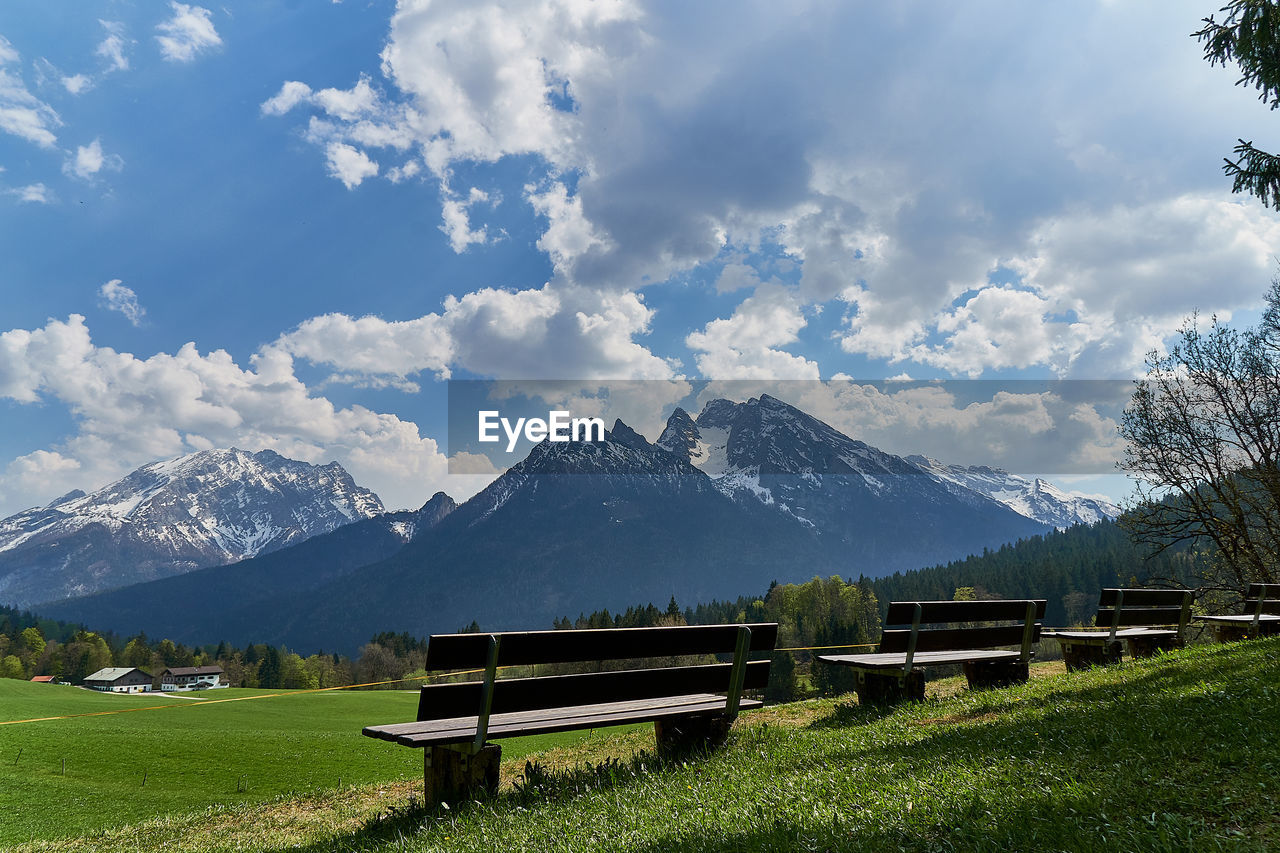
[84,667,152,683]
[29,675,55,682]
[162,665,224,677]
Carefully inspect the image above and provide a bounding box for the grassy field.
[5,639,1280,852]
[0,681,632,845]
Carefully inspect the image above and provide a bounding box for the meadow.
[5,639,1280,852]
[0,681,621,845]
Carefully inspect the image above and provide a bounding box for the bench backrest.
[880,600,1046,673]
[1245,583,1280,619]
[417,623,778,746]
[1094,588,1192,640]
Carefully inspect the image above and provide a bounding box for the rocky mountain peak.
[0,448,386,606]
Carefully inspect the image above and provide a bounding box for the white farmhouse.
[83,667,154,693]
[160,665,226,691]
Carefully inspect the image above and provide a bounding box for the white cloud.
[324,141,378,189]
[0,315,492,516]
[62,74,92,95]
[0,38,61,148]
[63,138,124,180]
[261,80,313,116]
[155,3,222,63]
[440,187,495,253]
[96,20,130,73]
[686,285,819,379]
[98,280,146,327]
[6,183,51,204]
[263,1,1280,382]
[273,282,676,384]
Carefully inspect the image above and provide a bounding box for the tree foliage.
[1120,281,1280,592]
[1195,0,1280,208]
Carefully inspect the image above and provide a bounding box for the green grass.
[0,682,632,845]
[7,640,1280,852]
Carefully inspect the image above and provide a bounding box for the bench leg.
[1125,635,1182,658]
[962,659,1029,690]
[654,714,732,757]
[1059,640,1122,672]
[424,744,501,804]
[854,670,925,705]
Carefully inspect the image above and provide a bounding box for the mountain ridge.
[0,448,385,606]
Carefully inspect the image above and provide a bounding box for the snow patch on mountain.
[906,455,1120,530]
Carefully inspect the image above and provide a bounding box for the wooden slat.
[878,624,1040,654]
[425,623,778,669]
[1196,613,1280,624]
[1094,606,1185,627]
[1043,628,1175,643]
[884,599,1044,625]
[415,660,769,721]
[367,695,764,747]
[366,694,720,741]
[1098,588,1189,607]
[817,649,1022,670]
[1243,599,1280,615]
[1247,583,1280,598]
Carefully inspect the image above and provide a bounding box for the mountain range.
[29,395,1119,652]
[0,448,383,607]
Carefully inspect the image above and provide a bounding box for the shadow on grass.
[806,697,901,729]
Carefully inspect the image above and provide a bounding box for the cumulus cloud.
[272,282,676,385]
[62,74,92,95]
[6,183,51,204]
[261,80,313,116]
[439,187,499,253]
[155,3,221,63]
[324,142,378,189]
[0,38,61,148]
[686,285,819,379]
[63,137,123,180]
[98,280,145,326]
[0,315,492,516]
[262,1,1280,383]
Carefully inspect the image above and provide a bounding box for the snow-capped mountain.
[906,456,1121,530]
[656,395,1049,570]
[0,448,384,606]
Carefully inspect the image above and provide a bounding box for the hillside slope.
[10,639,1278,852]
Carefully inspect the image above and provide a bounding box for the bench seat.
[817,649,1023,670]
[365,693,764,747]
[1196,613,1280,625]
[1041,627,1177,642]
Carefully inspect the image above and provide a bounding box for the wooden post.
[424,744,501,804]
[724,626,751,718]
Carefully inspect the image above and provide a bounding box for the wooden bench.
[363,623,777,802]
[1195,583,1280,642]
[1042,588,1193,671]
[816,599,1045,704]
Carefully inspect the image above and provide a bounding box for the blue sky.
[1,0,1278,515]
